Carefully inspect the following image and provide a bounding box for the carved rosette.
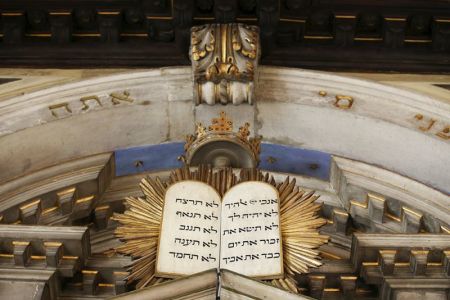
[190,23,260,105]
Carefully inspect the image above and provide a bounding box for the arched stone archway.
[0,66,448,299]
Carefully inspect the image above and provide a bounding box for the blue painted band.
[114,142,331,180]
[259,143,331,180]
[115,142,184,177]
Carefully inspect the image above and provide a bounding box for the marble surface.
[0,66,448,195]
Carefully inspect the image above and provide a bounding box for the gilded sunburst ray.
[113,166,328,293]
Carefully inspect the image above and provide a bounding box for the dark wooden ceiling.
[0,0,449,72]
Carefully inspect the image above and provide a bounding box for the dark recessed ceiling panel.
[0,0,449,72]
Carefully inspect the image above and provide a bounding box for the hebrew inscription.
[48,90,135,119]
[220,182,283,279]
[414,114,449,140]
[156,181,221,277]
[156,181,283,279]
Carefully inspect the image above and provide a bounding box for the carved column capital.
[190,23,260,105]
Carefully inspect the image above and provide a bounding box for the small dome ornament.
[182,111,261,168]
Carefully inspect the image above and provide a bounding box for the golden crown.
[183,111,261,167]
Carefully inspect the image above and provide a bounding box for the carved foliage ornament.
[190,23,260,105]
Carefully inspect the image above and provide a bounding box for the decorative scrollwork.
[190,23,260,105]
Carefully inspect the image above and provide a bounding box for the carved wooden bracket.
[190,23,260,105]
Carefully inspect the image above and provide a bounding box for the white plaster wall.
[0,101,194,182]
[0,66,448,194]
[257,103,449,193]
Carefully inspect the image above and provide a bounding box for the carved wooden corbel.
[190,23,260,105]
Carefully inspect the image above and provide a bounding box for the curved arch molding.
[0,66,448,196]
[0,67,450,299]
[0,66,449,299]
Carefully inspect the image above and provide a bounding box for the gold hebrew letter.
[334,95,354,109]
[436,125,449,140]
[414,114,436,132]
[110,91,134,105]
[80,95,102,111]
[48,103,72,118]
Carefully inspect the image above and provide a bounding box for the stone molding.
[1,67,448,139]
[0,67,448,193]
